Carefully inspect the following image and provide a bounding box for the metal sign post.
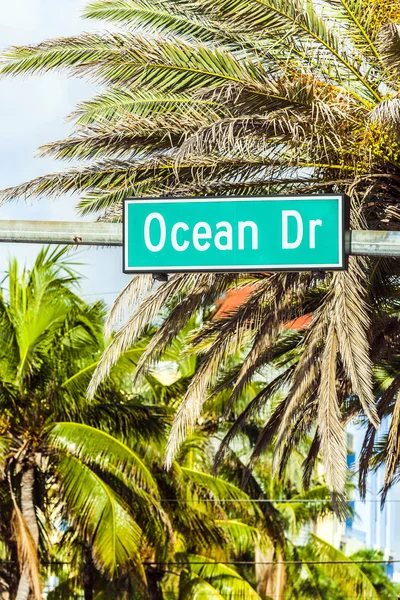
[0,219,400,261]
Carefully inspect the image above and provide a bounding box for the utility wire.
[158,498,400,503]
[1,558,399,566]
[143,559,400,565]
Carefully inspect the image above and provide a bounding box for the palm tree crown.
[2,0,400,503]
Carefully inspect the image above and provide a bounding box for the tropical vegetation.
[0,249,397,598]
[2,0,400,503]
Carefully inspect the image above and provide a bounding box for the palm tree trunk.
[255,545,275,597]
[83,545,94,600]
[146,565,165,600]
[274,549,285,600]
[16,468,39,600]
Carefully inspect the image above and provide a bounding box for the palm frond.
[332,259,379,427]
[214,367,294,471]
[215,520,263,555]
[105,274,154,338]
[88,273,197,398]
[324,0,382,64]
[132,273,237,383]
[83,0,224,42]
[317,323,347,510]
[47,422,158,493]
[70,88,221,126]
[208,0,381,104]
[11,506,41,600]
[178,569,225,600]
[182,467,259,517]
[377,23,400,76]
[55,455,146,579]
[382,388,400,501]
[183,554,262,600]
[1,33,270,91]
[309,535,380,599]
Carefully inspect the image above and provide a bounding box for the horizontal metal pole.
[345,230,400,257]
[1,221,400,257]
[0,220,122,246]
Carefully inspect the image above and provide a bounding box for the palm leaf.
[332,260,379,428]
[309,535,380,599]
[88,273,198,398]
[55,455,146,579]
[181,467,259,518]
[83,0,224,42]
[215,520,263,555]
[179,569,225,600]
[70,88,221,126]
[317,322,347,506]
[209,0,381,104]
[47,422,158,493]
[1,33,270,91]
[184,554,262,600]
[324,0,382,63]
[377,23,400,75]
[11,506,41,600]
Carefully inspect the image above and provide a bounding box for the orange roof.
[213,284,312,330]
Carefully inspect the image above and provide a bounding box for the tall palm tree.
[2,0,400,501]
[0,247,170,600]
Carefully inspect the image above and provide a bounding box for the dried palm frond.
[105,274,154,338]
[10,501,41,600]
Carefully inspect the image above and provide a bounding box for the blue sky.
[0,0,130,301]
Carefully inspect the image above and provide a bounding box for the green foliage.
[350,549,400,600]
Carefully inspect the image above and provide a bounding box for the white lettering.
[171,222,189,251]
[282,210,303,249]
[193,222,211,251]
[238,221,258,250]
[309,219,322,249]
[215,221,233,251]
[144,212,166,252]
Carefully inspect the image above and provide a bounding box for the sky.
[0,0,130,302]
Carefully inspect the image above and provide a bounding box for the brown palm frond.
[302,430,321,490]
[332,258,379,427]
[105,274,154,338]
[164,276,288,467]
[88,273,198,398]
[317,323,347,506]
[278,396,317,479]
[226,273,311,416]
[359,374,400,497]
[214,366,295,472]
[164,310,259,468]
[241,394,293,487]
[10,506,41,600]
[377,23,400,75]
[382,388,400,500]
[270,307,330,467]
[132,273,238,383]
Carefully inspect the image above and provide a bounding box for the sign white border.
[123,195,346,272]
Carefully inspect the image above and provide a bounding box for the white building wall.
[345,422,400,581]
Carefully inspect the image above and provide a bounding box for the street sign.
[123,195,347,273]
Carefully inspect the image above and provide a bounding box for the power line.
[143,559,400,565]
[158,498,400,503]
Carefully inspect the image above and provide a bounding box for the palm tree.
[123,322,389,600]
[2,0,400,501]
[0,247,171,600]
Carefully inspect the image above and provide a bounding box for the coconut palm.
[0,247,172,600]
[2,0,400,501]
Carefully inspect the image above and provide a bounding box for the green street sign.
[123,195,347,273]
